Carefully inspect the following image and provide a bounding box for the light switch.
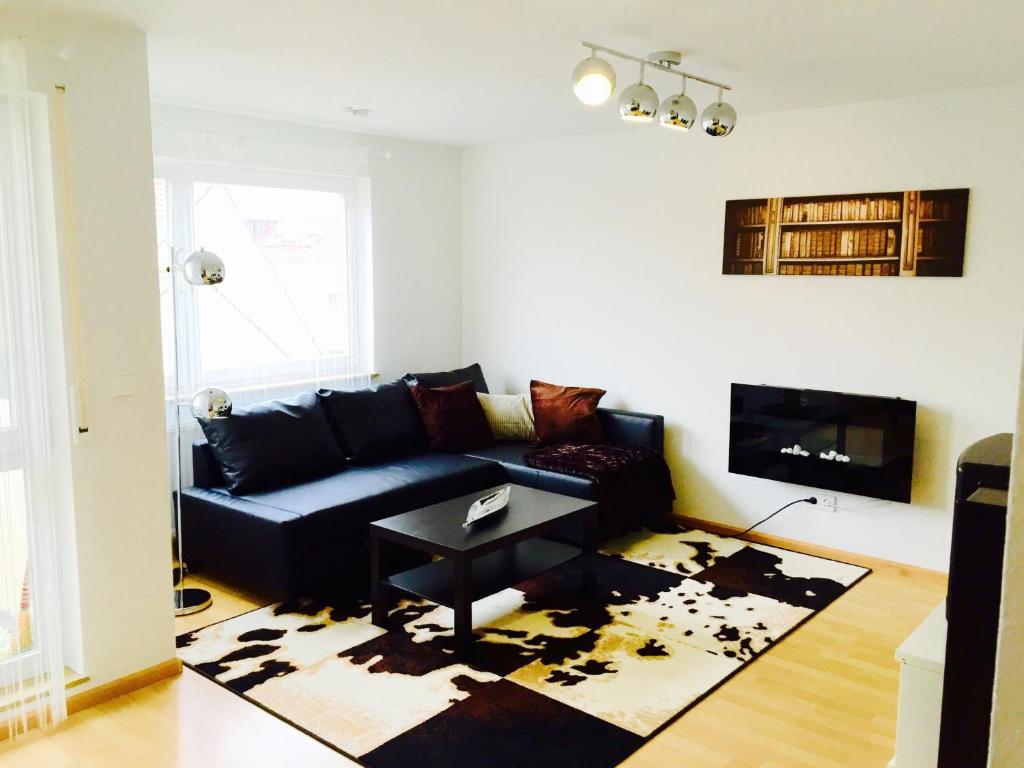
[111,374,136,397]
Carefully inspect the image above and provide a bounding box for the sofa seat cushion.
[461,441,599,501]
[195,453,508,540]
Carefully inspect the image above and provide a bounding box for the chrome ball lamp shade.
[190,387,233,420]
[569,43,736,138]
[658,92,697,131]
[618,82,659,123]
[571,53,616,106]
[701,92,737,137]
[182,247,225,286]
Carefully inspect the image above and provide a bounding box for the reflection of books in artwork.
[735,205,766,226]
[915,188,969,276]
[779,262,894,276]
[463,485,511,528]
[917,228,939,256]
[918,197,956,221]
[734,230,764,259]
[722,199,769,275]
[781,196,901,223]
[774,191,903,277]
[780,228,896,259]
[722,188,968,278]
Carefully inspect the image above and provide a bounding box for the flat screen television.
[729,383,916,503]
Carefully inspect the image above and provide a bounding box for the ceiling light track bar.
[580,41,731,91]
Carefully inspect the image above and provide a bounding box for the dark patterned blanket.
[524,444,676,537]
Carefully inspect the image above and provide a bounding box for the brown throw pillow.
[530,379,607,446]
[409,380,495,452]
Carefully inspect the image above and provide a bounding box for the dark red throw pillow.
[530,379,607,446]
[409,380,494,452]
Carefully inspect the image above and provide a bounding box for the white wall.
[150,105,464,383]
[462,85,1024,570]
[989,336,1023,766]
[3,9,176,689]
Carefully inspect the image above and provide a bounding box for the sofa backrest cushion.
[530,379,607,446]
[198,391,345,494]
[477,392,536,441]
[403,362,489,394]
[409,380,495,452]
[317,380,426,462]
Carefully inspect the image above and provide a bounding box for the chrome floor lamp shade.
[168,248,231,617]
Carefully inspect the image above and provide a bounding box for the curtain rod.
[53,83,90,437]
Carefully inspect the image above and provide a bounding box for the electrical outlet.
[816,495,838,511]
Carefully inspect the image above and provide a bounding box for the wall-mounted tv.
[729,384,916,503]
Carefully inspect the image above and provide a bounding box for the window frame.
[154,160,372,402]
[0,89,58,679]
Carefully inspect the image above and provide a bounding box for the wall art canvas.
[723,188,968,277]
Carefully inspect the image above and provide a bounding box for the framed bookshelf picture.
[722,188,968,277]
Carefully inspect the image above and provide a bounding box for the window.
[0,339,10,429]
[191,181,350,381]
[0,470,30,664]
[0,297,29,665]
[0,81,69,728]
[155,166,372,404]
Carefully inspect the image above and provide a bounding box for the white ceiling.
[18,0,1024,146]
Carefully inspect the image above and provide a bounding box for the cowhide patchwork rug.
[177,521,868,767]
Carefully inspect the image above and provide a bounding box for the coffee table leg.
[581,507,599,593]
[370,532,388,628]
[452,556,473,655]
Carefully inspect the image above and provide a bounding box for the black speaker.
[937,433,1012,768]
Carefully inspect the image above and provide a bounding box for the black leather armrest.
[192,439,226,489]
[180,486,300,600]
[597,408,665,453]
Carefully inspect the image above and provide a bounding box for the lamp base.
[174,587,212,616]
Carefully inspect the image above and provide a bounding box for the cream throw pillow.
[477,392,535,441]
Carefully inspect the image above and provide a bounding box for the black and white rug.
[177,521,868,767]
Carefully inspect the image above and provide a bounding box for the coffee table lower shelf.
[385,538,581,608]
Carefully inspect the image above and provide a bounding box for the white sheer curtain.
[155,161,373,485]
[0,41,67,736]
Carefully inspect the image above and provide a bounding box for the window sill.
[164,371,379,405]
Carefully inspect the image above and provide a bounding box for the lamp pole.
[166,248,231,616]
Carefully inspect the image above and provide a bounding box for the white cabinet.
[891,602,946,768]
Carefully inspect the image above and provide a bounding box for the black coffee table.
[369,484,599,654]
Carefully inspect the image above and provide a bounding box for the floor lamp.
[167,248,233,616]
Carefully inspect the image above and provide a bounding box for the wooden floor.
[0,553,945,768]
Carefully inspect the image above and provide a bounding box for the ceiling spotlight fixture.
[572,48,616,106]
[618,61,659,123]
[701,87,737,137]
[571,41,735,138]
[658,77,697,131]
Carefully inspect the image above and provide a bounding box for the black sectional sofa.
[181,366,666,601]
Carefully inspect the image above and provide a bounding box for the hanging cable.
[735,497,817,538]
